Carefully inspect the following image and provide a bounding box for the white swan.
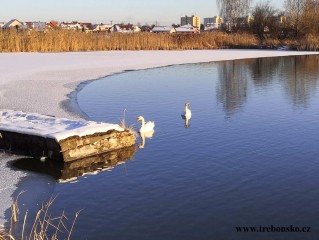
[181,102,192,119]
[137,116,155,133]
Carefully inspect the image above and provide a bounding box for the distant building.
[0,22,5,29]
[110,24,139,33]
[2,19,23,29]
[181,15,201,29]
[175,24,199,33]
[46,21,60,30]
[140,25,153,32]
[23,22,46,31]
[92,24,112,32]
[204,16,223,29]
[60,21,82,30]
[152,26,176,33]
[80,22,93,32]
[236,16,254,27]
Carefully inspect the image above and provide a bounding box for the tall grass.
[0,194,80,240]
[0,30,260,52]
[1,29,316,52]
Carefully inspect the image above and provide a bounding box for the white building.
[152,26,176,34]
[203,16,223,30]
[2,19,23,29]
[175,24,199,33]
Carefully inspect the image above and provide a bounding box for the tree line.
[217,0,319,42]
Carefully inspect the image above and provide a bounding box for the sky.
[1,0,285,25]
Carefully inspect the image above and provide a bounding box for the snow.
[0,109,123,141]
[0,49,319,225]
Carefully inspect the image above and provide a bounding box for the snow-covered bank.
[1,50,318,119]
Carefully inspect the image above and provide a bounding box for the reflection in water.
[217,60,249,117]
[181,114,191,128]
[181,102,192,128]
[11,146,136,182]
[217,56,319,116]
[281,55,319,108]
[138,130,154,148]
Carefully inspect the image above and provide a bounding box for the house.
[181,15,201,29]
[152,26,176,34]
[80,22,93,32]
[133,25,141,33]
[110,24,133,33]
[23,22,46,31]
[140,25,153,32]
[0,22,5,29]
[92,24,112,32]
[2,19,23,29]
[60,21,82,30]
[46,21,60,30]
[175,24,199,33]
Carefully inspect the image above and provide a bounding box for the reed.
[297,34,319,51]
[0,30,262,52]
[1,29,315,52]
[0,194,80,240]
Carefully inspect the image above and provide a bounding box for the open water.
[7,55,319,239]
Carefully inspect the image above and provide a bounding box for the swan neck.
[141,118,145,127]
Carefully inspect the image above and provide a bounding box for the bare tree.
[217,0,252,31]
[285,0,307,37]
[251,2,279,43]
[300,0,319,35]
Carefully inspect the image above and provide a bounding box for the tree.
[217,0,252,31]
[299,0,319,35]
[251,2,279,43]
[284,0,307,37]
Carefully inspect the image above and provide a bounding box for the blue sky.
[1,0,284,25]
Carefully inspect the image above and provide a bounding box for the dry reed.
[0,29,262,52]
[0,194,80,240]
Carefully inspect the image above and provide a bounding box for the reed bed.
[0,194,80,240]
[0,30,260,52]
[0,29,316,52]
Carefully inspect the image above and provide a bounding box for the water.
[7,55,319,239]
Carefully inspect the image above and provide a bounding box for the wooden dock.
[0,110,136,162]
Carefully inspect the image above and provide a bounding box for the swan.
[137,116,155,133]
[181,102,192,119]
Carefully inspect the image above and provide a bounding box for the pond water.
[8,55,319,239]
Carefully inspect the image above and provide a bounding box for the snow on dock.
[0,109,136,162]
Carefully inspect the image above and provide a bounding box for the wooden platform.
[0,110,136,162]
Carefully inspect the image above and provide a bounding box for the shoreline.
[1,50,319,120]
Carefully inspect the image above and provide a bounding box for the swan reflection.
[138,130,155,149]
[138,130,155,148]
[181,102,192,128]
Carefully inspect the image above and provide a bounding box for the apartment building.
[181,15,201,29]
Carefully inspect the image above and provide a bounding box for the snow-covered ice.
[1,49,319,225]
[0,109,123,141]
